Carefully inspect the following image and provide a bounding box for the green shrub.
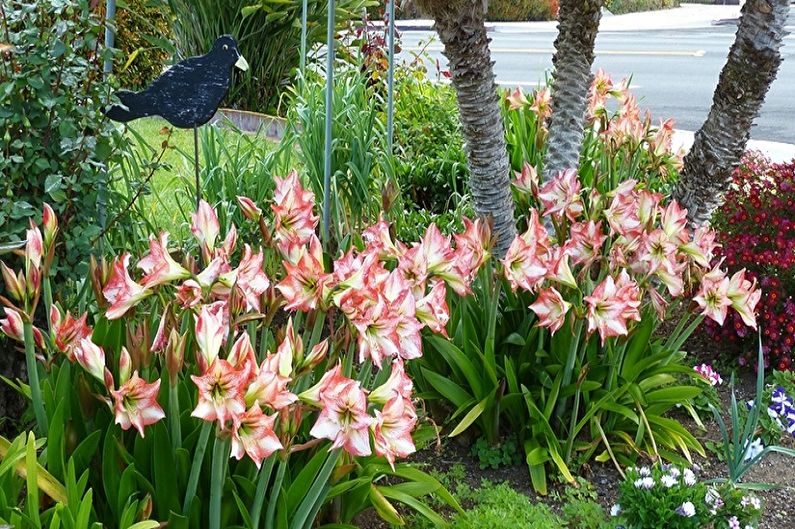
[104,0,173,90]
[606,0,679,15]
[393,72,468,213]
[487,0,558,21]
[0,0,128,280]
[166,0,372,114]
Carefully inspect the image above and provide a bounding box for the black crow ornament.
[105,35,248,211]
[105,35,249,128]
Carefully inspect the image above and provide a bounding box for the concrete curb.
[673,130,795,164]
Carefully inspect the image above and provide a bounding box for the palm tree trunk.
[415,0,516,258]
[673,0,790,227]
[543,0,603,182]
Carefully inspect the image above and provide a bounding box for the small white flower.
[743,438,764,462]
[741,495,761,510]
[728,516,740,529]
[668,467,681,478]
[676,501,696,517]
[683,468,697,486]
[661,474,677,488]
[638,466,651,476]
[634,477,654,489]
[610,504,621,517]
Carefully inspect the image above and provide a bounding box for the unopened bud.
[25,224,43,270]
[42,203,58,250]
[236,196,262,222]
[1,262,24,302]
[302,339,329,370]
[166,329,186,387]
[119,347,132,385]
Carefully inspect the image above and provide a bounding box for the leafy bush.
[487,0,559,21]
[606,0,679,15]
[99,0,172,90]
[166,0,372,113]
[470,435,523,470]
[0,0,128,279]
[393,71,469,214]
[707,154,795,370]
[284,67,390,248]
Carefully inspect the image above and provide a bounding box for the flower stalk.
[209,435,229,529]
[23,319,47,435]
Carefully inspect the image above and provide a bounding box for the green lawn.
[120,117,282,236]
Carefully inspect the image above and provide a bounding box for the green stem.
[23,321,47,436]
[555,318,583,421]
[265,458,287,529]
[42,277,53,342]
[209,435,229,529]
[168,382,182,452]
[182,421,213,514]
[249,456,276,529]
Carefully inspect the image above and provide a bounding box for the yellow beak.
[235,54,249,72]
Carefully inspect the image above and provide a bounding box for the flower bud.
[25,224,43,270]
[0,307,24,341]
[166,329,187,387]
[119,347,132,385]
[236,196,262,222]
[75,338,107,384]
[302,339,329,370]
[42,203,58,250]
[89,255,110,309]
[26,265,41,301]
[1,261,24,302]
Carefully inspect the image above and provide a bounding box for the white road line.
[406,46,706,57]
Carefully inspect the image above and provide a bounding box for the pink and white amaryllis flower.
[230,404,283,468]
[272,171,319,247]
[192,200,221,260]
[103,253,152,320]
[137,232,190,288]
[369,359,414,405]
[537,168,584,222]
[567,220,607,267]
[110,372,165,437]
[726,269,760,329]
[418,224,470,296]
[194,301,228,372]
[453,217,491,281]
[529,287,572,334]
[50,305,92,360]
[191,358,250,427]
[503,211,549,293]
[660,201,689,243]
[679,226,719,268]
[694,267,732,326]
[276,235,332,312]
[244,324,298,410]
[351,296,402,369]
[530,87,552,120]
[362,215,400,260]
[75,338,107,384]
[382,272,423,362]
[310,376,374,457]
[415,280,450,336]
[584,272,642,344]
[506,87,529,110]
[372,394,417,469]
[604,180,642,237]
[544,247,577,289]
[513,162,539,196]
[694,363,723,386]
[219,244,270,311]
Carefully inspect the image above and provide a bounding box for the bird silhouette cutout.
[105,35,249,128]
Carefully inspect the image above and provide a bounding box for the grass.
[120,117,283,236]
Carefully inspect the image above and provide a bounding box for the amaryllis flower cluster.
[707,154,795,371]
[14,174,484,470]
[503,168,759,345]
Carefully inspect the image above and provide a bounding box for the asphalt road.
[398,7,795,143]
